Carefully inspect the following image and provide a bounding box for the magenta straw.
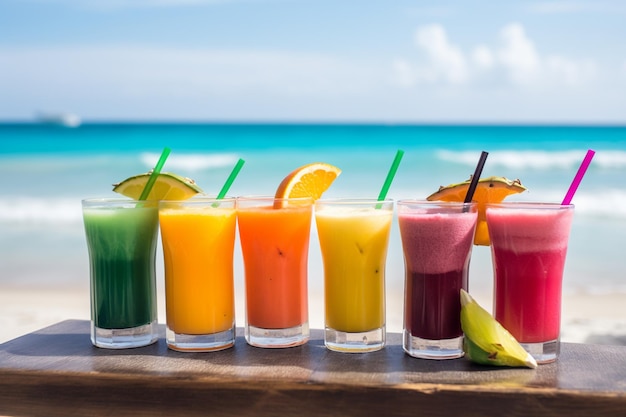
[561,149,595,205]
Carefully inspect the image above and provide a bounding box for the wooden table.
[1,320,625,417]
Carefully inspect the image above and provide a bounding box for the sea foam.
[140,152,239,171]
[436,149,626,170]
[3,188,626,224]
[0,197,83,224]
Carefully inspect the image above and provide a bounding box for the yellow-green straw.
[139,147,171,201]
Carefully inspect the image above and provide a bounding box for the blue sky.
[1,0,625,123]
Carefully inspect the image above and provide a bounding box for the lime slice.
[113,172,203,200]
[460,289,537,369]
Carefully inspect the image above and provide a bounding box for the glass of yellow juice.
[159,197,237,352]
[237,196,313,348]
[315,199,393,352]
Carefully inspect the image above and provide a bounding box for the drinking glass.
[398,200,477,359]
[82,198,159,349]
[159,197,237,352]
[315,199,393,352]
[237,196,313,348]
[486,202,574,364]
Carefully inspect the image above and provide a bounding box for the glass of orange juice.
[159,197,237,352]
[237,196,313,348]
[315,199,393,353]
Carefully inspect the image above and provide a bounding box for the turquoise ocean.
[1,123,625,332]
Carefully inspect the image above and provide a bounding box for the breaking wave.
[436,150,626,170]
[140,152,239,171]
[2,188,626,224]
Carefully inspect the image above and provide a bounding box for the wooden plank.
[0,320,625,417]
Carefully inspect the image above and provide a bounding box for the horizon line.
[1,119,626,127]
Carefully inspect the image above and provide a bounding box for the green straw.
[139,147,171,201]
[376,149,404,207]
[215,158,245,201]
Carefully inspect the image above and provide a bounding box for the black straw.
[464,151,489,203]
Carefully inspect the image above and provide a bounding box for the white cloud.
[544,56,596,85]
[413,24,469,84]
[0,23,617,122]
[396,22,597,89]
[497,23,542,84]
[391,59,415,87]
[497,23,597,86]
[472,45,495,70]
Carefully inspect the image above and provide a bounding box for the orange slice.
[274,162,341,207]
[427,176,527,246]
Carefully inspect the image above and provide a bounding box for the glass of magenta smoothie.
[486,202,574,364]
[398,200,477,359]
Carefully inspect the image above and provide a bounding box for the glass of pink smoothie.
[398,200,477,359]
[486,202,574,364]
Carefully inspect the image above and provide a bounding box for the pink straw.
[561,149,595,205]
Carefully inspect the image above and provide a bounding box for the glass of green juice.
[315,198,394,353]
[82,198,159,349]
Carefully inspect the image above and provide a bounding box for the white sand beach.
[2,286,626,346]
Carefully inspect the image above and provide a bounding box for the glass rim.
[485,202,574,209]
[236,195,314,202]
[81,197,153,206]
[315,198,394,204]
[396,199,477,207]
[158,196,236,205]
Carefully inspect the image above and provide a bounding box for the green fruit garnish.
[113,172,203,201]
[460,289,537,369]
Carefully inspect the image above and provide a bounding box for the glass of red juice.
[398,200,477,359]
[486,202,574,364]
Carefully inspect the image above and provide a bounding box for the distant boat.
[35,112,82,128]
